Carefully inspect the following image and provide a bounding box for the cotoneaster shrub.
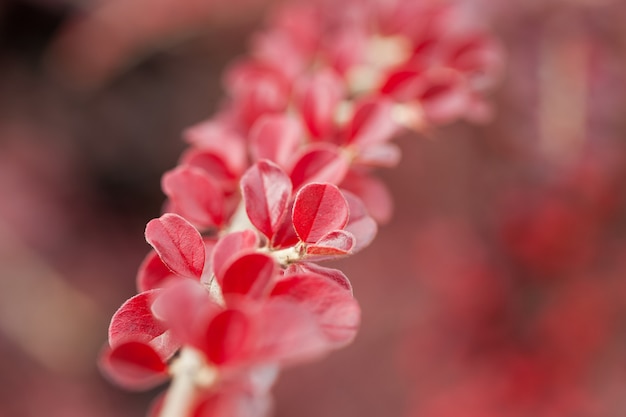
[98,1,502,416]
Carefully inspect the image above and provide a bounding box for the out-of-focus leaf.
[136,250,176,292]
[340,170,393,224]
[108,290,178,359]
[212,230,259,281]
[151,279,222,348]
[297,69,344,139]
[202,309,251,365]
[285,262,352,293]
[289,144,349,190]
[99,341,168,391]
[342,190,378,252]
[162,166,225,228]
[219,253,277,300]
[249,115,303,168]
[346,98,398,147]
[271,274,360,346]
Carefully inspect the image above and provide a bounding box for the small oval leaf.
[285,262,352,294]
[241,160,292,240]
[145,213,205,279]
[220,253,277,300]
[99,341,168,391]
[271,274,360,346]
[162,166,224,228]
[212,230,259,282]
[305,230,355,258]
[289,144,349,190]
[203,309,250,365]
[136,251,176,292]
[108,290,177,359]
[292,183,350,243]
[249,115,303,168]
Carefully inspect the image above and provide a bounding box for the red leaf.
[346,98,398,147]
[305,230,355,258]
[270,201,300,249]
[203,309,251,365]
[249,115,303,168]
[226,60,290,128]
[297,69,344,139]
[183,119,247,176]
[151,279,222,348]
[271,274,360,346]
[212,230,259,282]
[136,250,176,292]
[289,144,349,190]
[219,253,277,300]
[180,149,239,191]
[242,299,330,365]
[418,68,469,124]
[108,290,178,359]
[285,262,352,293]
[241,160,292,240]
[145,213,206,279]
[99,341,168,391]
[292,183,350,243]
[162,166,225,227]
[380,69,423,101]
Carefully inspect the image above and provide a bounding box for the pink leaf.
[292,183,350,243]
[136,250,176,292]
[289,144,349,190]
[271,274,361,346]
[180,149,239,191]
[183,119,247,176]
[285,262,352,293]
[162,166,225,227]
[241,160,292,240]
[202,309,251,365]
[269,202,300,249]
[99,341,168,391]
[346,98,398,147]
[305,230,355,258]
[340,170,393,224]
[380,69,423,101]
[212,230,259,282]
[225,60,290,128]
[108,290,178,359]
[219,253,277,300]
[296,69,344,139]
[342,191,378,252]
[145,214,206,279]
[418,68,469,124]
[151,279,222,348]
[249,115,303,168]
[242,299,330,365]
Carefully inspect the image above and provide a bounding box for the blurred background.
[1,0,626,416]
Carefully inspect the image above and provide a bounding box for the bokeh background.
[2,0,626,416]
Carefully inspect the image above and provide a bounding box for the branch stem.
[159,348,216,417]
